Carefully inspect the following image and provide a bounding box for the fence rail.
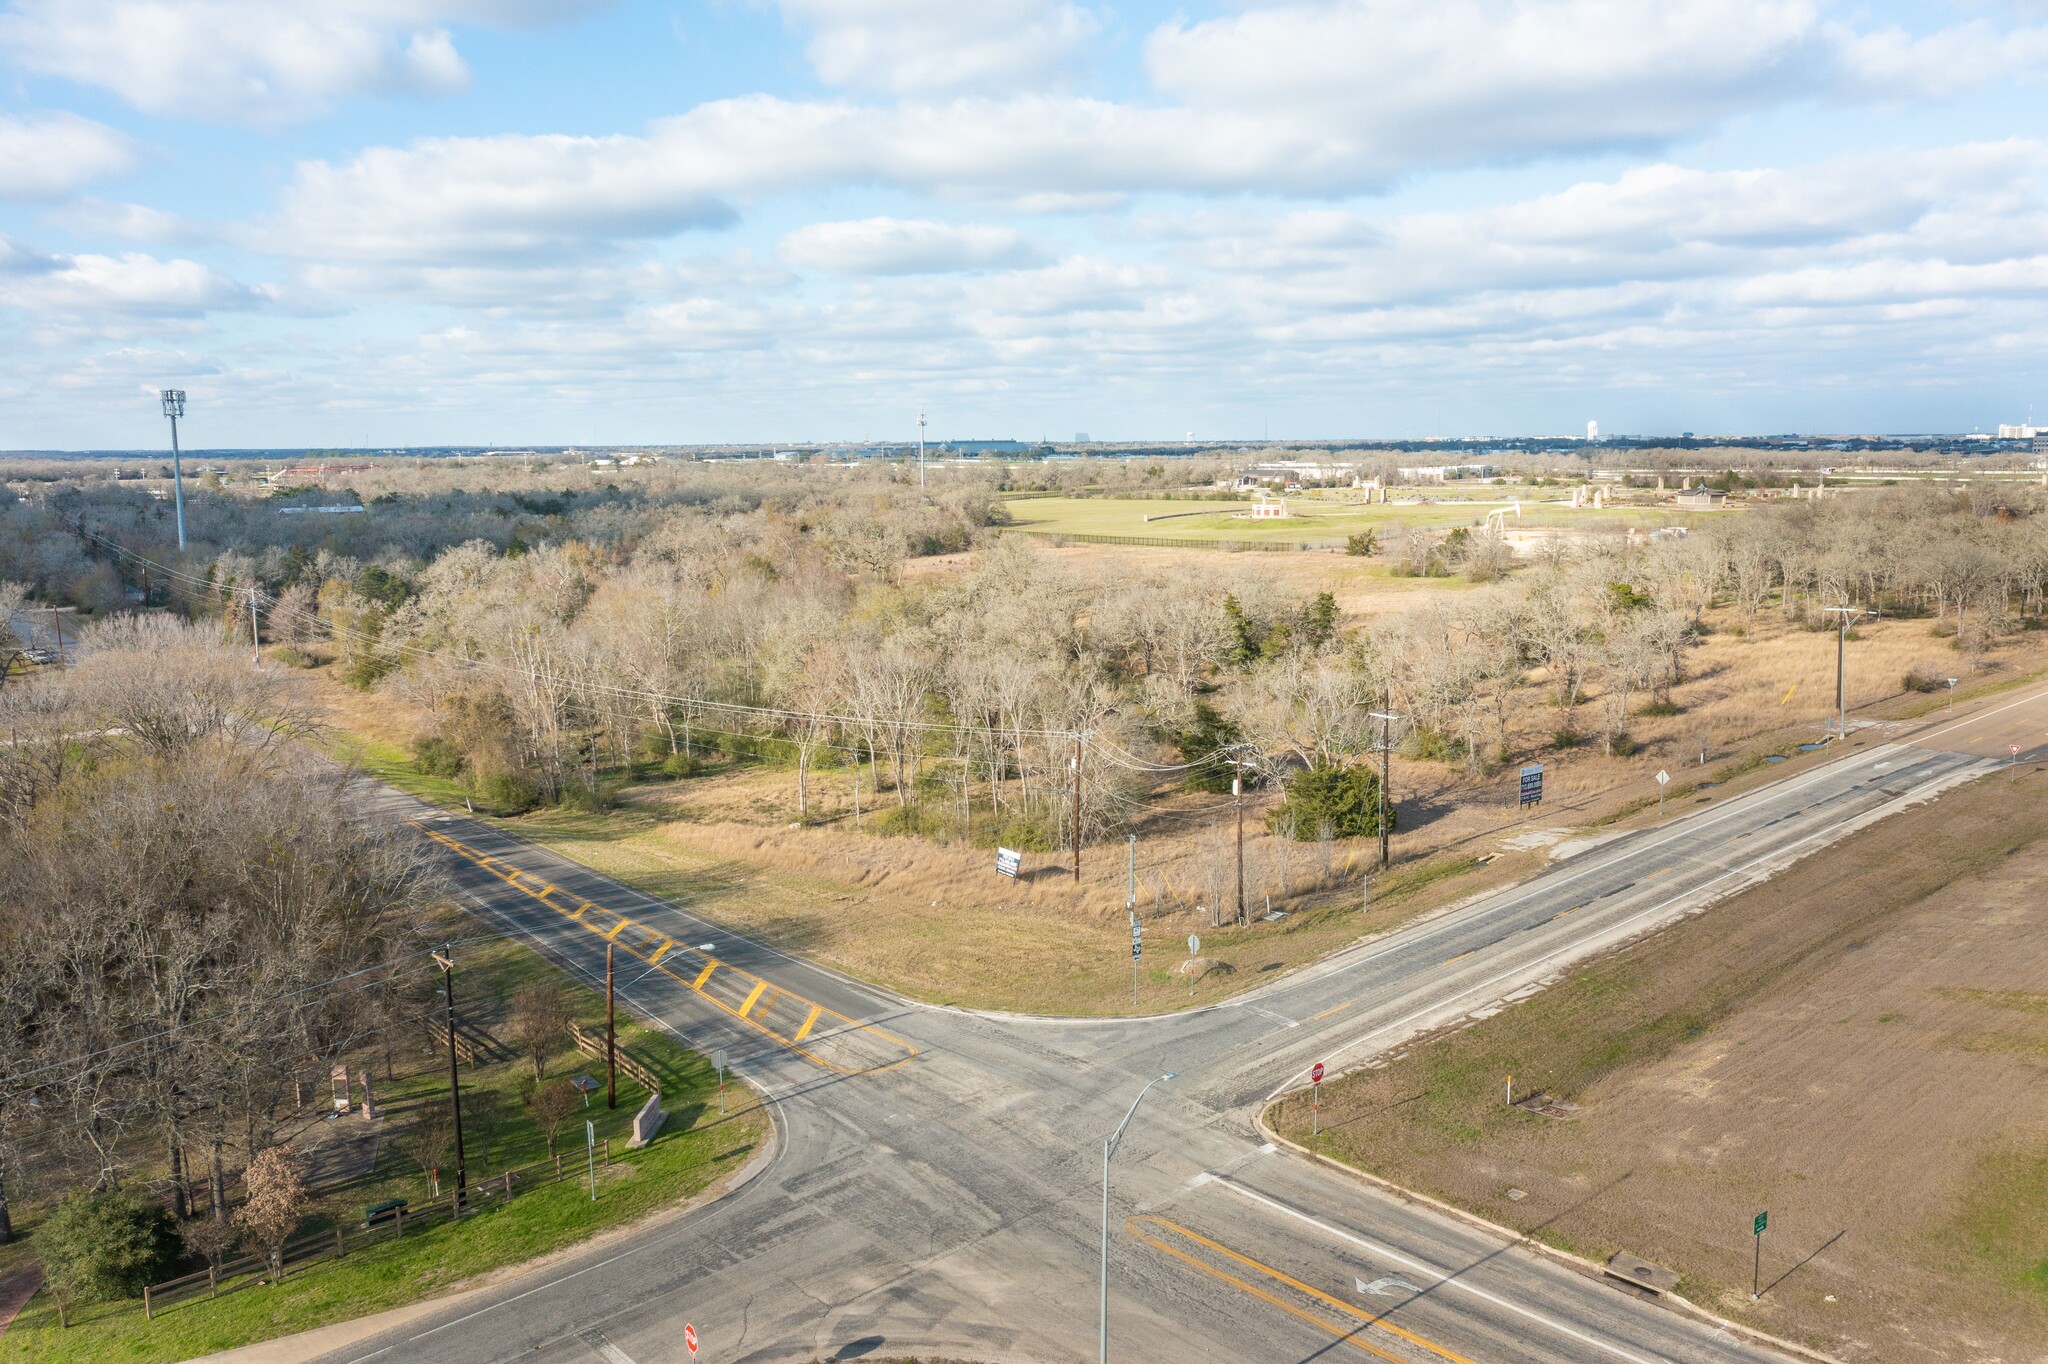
[567,1022,662,1097]
[1002,529,1344,553]
[143,1142,612,1321]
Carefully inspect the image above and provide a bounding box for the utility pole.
[248,587,261,664]
[1233,753,1246,928]
[1369,701,1401,870]
[1071,731,1086,883]
[1125,834,1136,913]
[432,947,467,1211]
[917,410,927,490]
[605,943,617,1110]
[161,389,188,550]
[33,606,64,663]
[1820,606,1868,741]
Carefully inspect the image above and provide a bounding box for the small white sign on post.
[996,847,1021,879]
[1655,769,1670,786]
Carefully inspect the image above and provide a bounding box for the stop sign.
[1311,1062,1324,1085]
[684,1323,698,1356]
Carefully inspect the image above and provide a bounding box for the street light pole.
[160,389,188,550]
[1101,1072,1176,1364]
[432,947,467,1211]
[1820,606,1868,741]
[1232,753,1245,928]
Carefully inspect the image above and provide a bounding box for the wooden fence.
[1003,529,1344,553]
[567,1023,662,1097]
[143,1141,615,1321]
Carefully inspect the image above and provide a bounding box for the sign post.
[1506,1073,1513,1108]
[585,1119,597,1202]
[684,1322,699,1357]
[712,1049,728,1116]
[1311,1061,1324,1136]
[1752,1210,1768,1300]
[1656,768,1670,816]
[1186,934,1200,996]
[1518,763,1544,808]
[1129,918,1142,1008]
[996,847,1021,880]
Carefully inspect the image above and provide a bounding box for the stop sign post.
[1311,1062,1324,1135]
[685,1322,699,1357]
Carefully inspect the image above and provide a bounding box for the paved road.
[318,690,2042,1364]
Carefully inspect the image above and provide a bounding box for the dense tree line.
[0,619,438,1277]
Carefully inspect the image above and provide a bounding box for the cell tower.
[161,389,189,548]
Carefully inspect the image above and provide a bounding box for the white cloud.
[1145,0,1829,166]
[0,0,601,125]
[0,235,269,328]
[0,111,133,199]
[779,217,1038,273]
[771,0,1097,94]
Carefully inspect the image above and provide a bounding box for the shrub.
[1266,760,1392,840]
[1902,669,1941,693]
[1175,702,1247,794]
[661,751,705,779]
[1344,529,1378,557]
[1552,729,1581,749]
[36,1188,180,1305]
[270,644,318,669]
[413,736,465,778]
[1637,699,1684,717]
[971,813,1055,852]
[1400,726,1467,763]
[556,781,615,815]
[474,769,540,814]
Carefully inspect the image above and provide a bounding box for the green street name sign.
[1753,1211,1769,1237]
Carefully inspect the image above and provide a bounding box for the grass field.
[1271,764,2048,1363]
[0,929,767,1364]
[999,494,1721,545]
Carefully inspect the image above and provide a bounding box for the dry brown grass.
[307,588,2048,1014]
[1273,764,2048,1364]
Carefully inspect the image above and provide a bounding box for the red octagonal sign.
[685,1323,699,1356]
[1311,1062,1324,1085]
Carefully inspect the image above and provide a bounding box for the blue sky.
[1,0,2045,449]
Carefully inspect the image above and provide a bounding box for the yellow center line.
[1312,1001,1354,1021]
[409,820,919,1075]
[1550,905,1580,921]
[1443,949,1475,965]
[1643,867,1669,882]
[1130,1216,1476,1364]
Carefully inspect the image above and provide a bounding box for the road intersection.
[320,689,2048,1364]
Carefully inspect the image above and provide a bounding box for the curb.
[1252,1107,1845,1364]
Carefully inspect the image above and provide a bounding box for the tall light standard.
[1820,606,1869,741]
[917,409,927,490]
[160,389,188,549]
[1100,1072,1176,1364]
[1368,703,1402,869]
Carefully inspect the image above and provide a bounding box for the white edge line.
[1214,1180,1668,1364]
[1262,751,1986,1102]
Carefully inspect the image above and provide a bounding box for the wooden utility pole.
[605,943,617,1110]
[1233,755,1246,928]
[1071,732,1084,883]
[433,947,467,1211]
[248,587,261,664]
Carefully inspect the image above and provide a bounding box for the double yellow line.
[1129,1215,1476,1364]
[413,821,917,1075]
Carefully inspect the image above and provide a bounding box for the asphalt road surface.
[319,689,2043,1364]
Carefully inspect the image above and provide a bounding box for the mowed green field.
[1000,495,1719,542]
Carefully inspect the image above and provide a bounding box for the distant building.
[1073,432,1091,444]
[1587,419,1600,441]
[1997,423,2041,439]
[1249,493,1290,520]
[1673,482,1727,508]
[1397,463,1500,483]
